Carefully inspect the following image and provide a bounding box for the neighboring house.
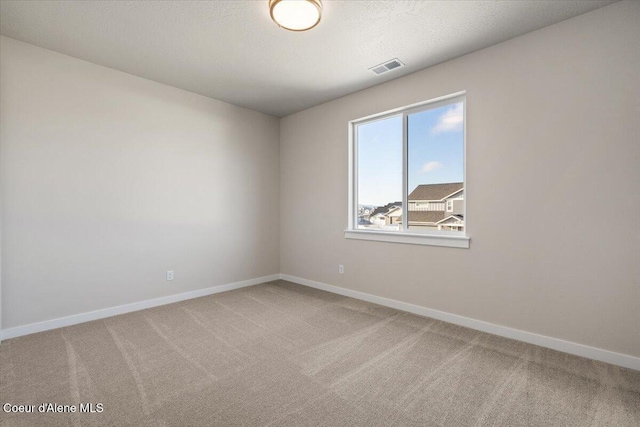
[357,205,375,226]
[368,202,401,228]
[358,206,373,217]
[369,213,385,227]
[399,182,465,231]
[364,183,464,231]
[385,206,402,226]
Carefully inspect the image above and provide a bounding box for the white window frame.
[446,200,454,212]
[345,91,469,249]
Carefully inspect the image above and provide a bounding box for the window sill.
[344,229,470,248]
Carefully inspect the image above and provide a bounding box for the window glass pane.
[407,101,464,232]
[356,115,402,230]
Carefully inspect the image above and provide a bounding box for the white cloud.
[421,161,443,173]
[431,102,463,134]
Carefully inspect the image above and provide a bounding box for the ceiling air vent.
[369,58,404,75]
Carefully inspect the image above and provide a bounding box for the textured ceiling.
[0,0,618,117]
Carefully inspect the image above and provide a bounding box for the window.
[346,92,469,248]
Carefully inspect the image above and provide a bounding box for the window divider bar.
[401,113,408,232]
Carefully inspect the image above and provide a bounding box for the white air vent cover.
[369,58,404,75]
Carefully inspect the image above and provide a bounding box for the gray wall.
[0,36,281,329]
[280,2,640,357]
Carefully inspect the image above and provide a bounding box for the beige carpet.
[1,280,638,426]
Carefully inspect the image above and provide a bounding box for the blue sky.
[357,102,464,206]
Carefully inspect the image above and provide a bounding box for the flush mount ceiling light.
[269,0,322,32]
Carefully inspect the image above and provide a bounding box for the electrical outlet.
[166,270,174,281]
[338,265,344,274]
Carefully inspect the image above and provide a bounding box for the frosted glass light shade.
[269,0,322,32]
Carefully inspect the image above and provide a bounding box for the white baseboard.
[0,274,281,341]
[280,274,640,371]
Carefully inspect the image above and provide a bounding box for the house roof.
[436,215,464,225]
[408,183,463,201]
[387,207,402,217]
[370,202,401,217]
[400,211,446,224]
[399,212,465,224]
